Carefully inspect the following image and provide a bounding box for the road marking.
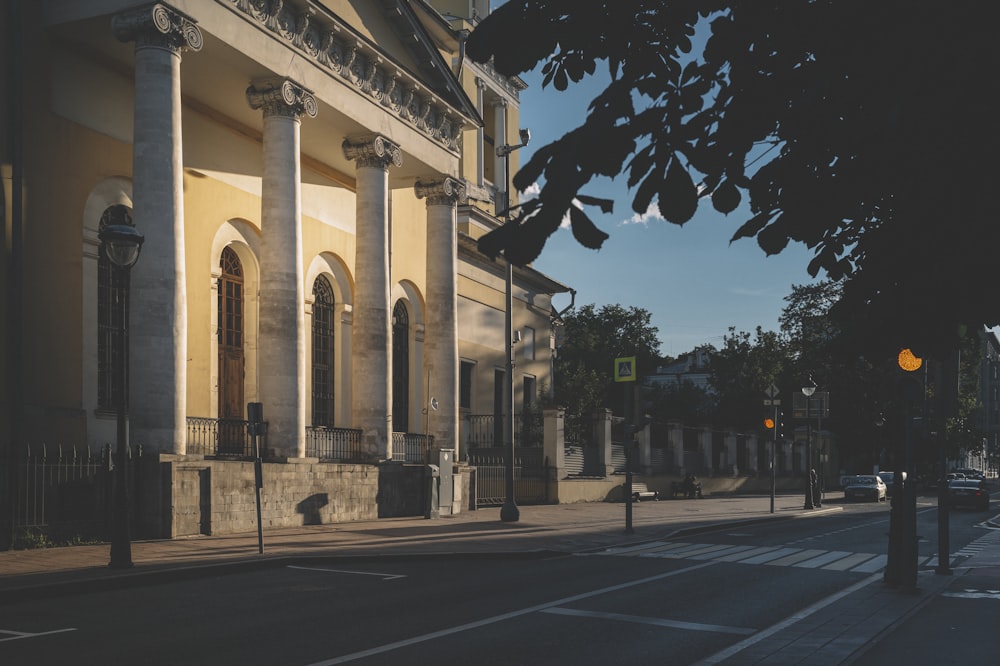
[302,560,718,665]
[0,628,77,643]
[287,565,406,581]
[540,607,755,635]
[942,589,1000,600]
[694,572,883,665]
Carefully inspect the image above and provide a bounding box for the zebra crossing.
[592,540,965,573]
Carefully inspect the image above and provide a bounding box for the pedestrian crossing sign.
[615,356,636,382]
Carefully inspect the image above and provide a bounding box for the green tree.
[554,303,662,434]
[467,1,998,359]
[708,327,790,430]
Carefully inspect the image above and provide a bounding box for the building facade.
[1,0,569,539]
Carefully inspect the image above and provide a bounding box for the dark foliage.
[467,1,1000,360]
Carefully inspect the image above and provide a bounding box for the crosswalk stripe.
[793,550,854,568]
[737,547,801,565]
[765,549,829,567]
[850,554,889,573]
[821,552,877,571]
[595,539,968,574]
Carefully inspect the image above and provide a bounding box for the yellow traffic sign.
[615,356,636,382]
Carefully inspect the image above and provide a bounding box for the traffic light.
[763,417,775,430]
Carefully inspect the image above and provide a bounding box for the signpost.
[764,384,780,514]
[616,357,637,534]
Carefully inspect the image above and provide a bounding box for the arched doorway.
[392,301,409,433]
[218,247,245,453]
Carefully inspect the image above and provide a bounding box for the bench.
[670,481,703,499]
[628,482,659,502]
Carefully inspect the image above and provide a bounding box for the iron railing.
[464,412,543,448]
[468,450,548,506]
[186,417,260,457]
[306,426,364,462]
[4,443,142,546]
[391,432,434,463]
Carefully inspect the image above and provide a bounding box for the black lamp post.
[802,381,816,510]
[100,223,144,569]
[497,128,530,523]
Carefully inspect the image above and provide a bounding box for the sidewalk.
[0,493,821,600]
[3,493,995,665]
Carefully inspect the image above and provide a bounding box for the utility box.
[438,449,454,516]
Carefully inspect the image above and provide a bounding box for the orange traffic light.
[763,417,775,429]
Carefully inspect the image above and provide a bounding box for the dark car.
[948,479,991,511]
[844,475,887,502]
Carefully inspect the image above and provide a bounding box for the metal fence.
[4,443,141,546]
[464,412,544,448]
[186,416,260,457]
[391,432,434,463]
[305,426,364,461]
[468,448,548,506]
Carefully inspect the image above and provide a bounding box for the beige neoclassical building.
[1,0,570,538]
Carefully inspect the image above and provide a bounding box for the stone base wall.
[146,455,464,538]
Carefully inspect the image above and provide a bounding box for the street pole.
[498,130,529,523]
[100,223,143,570]
[802,382,816,510]
[109,263,133,569]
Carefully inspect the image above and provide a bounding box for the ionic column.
[112,4,202,454]
[415,177,466,458]
[247,79,317,459]
[343,135,402,459]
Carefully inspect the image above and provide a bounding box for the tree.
[708,327,790,430]
[467,1,1000,359]
[553,303,662,432]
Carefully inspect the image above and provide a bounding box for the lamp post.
[497,128,530,523]
[100,223,144,569]
[802,382,816,510]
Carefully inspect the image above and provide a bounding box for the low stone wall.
[149,455,466,538]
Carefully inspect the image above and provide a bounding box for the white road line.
[693,572,883,665]
[540,607,756,636]
[0,628,77,643]
[286,565,406,581]
[301,560,718,666]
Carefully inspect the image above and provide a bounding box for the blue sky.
[513,68,822,358]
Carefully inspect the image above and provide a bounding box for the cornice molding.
[220,0,461,153]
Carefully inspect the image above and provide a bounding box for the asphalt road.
[1,496,994,666]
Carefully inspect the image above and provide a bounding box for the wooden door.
[218,248,245,454]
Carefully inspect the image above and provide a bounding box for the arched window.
[97,204,133,411]
[218,247,244,429]
[392,301,409,433]
[312,275,335,426]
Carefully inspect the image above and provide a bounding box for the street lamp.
[802,381,816,510]
[497,127,530,523]
[100,223,143,569]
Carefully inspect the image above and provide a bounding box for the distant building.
[645,347,715,393]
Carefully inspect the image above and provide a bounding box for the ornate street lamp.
[802,381,817,510]
[100,223,143,569]
[497,128,530,523]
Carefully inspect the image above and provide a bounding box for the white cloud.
[622,202,665,226]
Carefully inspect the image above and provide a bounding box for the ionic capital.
[342,134,403,171]
[246,79,318,120]
[112,3,203,53]
[415,177,467,207]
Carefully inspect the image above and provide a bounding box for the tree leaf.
[658,156,699,224]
